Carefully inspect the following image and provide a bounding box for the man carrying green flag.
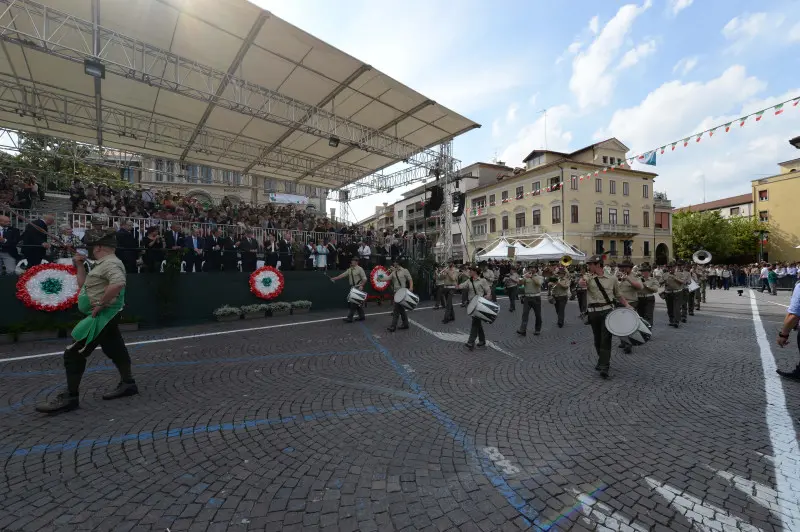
[36,228,138,414]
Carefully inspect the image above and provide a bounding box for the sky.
[250,0,800,223]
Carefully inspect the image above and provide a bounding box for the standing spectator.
[277,232,292,270]
[203,228,224,272]
[238,229,259,272]
[21,214,54,267]
[721,266,731,290]
[768,265,778,295]
[315,239,328,271]
[358,240,371,271]
[183,228,205,273]
[0,214,21,274]
[760,263,770,292]
[164,223,184,250]
[142,227,164,273]
[116,221,139,274]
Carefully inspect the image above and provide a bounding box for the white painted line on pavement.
[409,319,522,360]
[748,290,800,531]
[482,447,520,475]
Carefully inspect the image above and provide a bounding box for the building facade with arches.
[463,138,673,264]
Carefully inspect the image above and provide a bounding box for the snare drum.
[393,288,420,310]
[467,296,500,324]
[346,287,367,306]
[605,308,652,346]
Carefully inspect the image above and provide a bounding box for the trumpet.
[560,255,572,267]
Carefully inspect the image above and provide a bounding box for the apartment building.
[463,138,674,264]
[674,193,754,218]
[751,147,800,262]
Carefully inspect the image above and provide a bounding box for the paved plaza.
[1,289,799,532]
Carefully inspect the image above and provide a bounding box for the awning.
[515,235,587,262]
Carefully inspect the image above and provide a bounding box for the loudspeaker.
[428,186,444,211]
[452,192,465,218]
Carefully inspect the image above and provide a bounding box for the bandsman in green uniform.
[36,229,137,414]
[386,257,413,332]
[581,254,634,379]
[575,265,589,319]
[481,262,497,302]
[516,266,544,336]
[551,268,570,328]
[504,265,521,312]
[617,258,644,353]
[636,263,660,329]
[662,262,685,328]
[458,265,470,307]
[695,264,707,307]
[331,256,367,322]
[458,265,492,350]
[441,261,459,323]
[677,263,693,321]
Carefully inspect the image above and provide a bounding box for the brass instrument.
[692,249,712,265]
[560,255,572,267]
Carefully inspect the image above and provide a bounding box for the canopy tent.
[515,234,586,262]
[476,238,529,260]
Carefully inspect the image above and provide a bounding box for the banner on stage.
[267,193,308,205]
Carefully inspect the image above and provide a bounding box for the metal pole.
[441,141,453,261]
[91,0,103,147]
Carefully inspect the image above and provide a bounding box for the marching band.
[334,251,717,379]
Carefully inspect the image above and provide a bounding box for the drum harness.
[589,277,615,314]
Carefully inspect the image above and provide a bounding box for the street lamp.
[753,229,769,262]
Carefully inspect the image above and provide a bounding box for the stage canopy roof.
[476,238,529,260]
[0,0,479,190]
[515,235,586,262]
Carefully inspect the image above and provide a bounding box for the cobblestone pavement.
[1,288,799,531]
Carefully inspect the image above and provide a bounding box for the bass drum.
[393,288,420,310]
[605,308,652,346]
[467,296,500,324]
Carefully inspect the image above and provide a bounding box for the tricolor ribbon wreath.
[370,266,390,292]
[249,265,285,300]
[16,263,80,312]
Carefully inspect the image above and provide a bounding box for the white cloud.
[722,12,785,53]
[672,56,699,76]
[529,93,539,107]
[589,15,600,35]
[491,119,502,138]
[506,103,519,124]
[499,105,574,167]
[618,40,657,70]
[789,22,800,42]
[596,66,799,209]
[669,0,694,16]
[569,0,653,108]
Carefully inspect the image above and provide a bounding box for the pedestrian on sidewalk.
[776,281,800,382]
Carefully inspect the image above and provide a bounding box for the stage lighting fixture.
[84,59,105,79]
[328,136,340,148]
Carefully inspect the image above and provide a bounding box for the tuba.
[692,249,712,265]
[560,255,572,267]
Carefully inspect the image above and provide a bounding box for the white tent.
[515,234,587,262]
[476,238,529,260]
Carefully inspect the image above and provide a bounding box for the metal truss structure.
[439,141,454,261]
[0,0,457,177]
[0,76,369,185]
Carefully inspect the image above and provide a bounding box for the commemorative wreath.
[370,265,391,292]
[16,263,80,312]
[249,266,285,300]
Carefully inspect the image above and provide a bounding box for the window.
[452,233,461,245]
[730,207,740,216]
[185,164,199,183]
[644,240,651,256]
[595,178,602,193]
[552,205,562,224]
[595,207,603,224]
[602,155,608,164]
[122,167,135,183]
[759,190,768,201]
[515,186,524,200]
[570,175,578,190]
[515,212,525,228]
[264,178,276,192]
[759,210,769,222]
[623,210,630,225]
[472,222,487,235]
[155,159,165,182]
[489,194,496,206]
[532,209,541,225]
[570,205,579,223]
[398,210,403,219]
[609,240,617,256]
[609,180,616,194]
[643,211,650,228]
[200,166,212,184]
[643,184,649,198]
[608,208,618,225]
[284,181,297,194]
[622,182,629,196]
[502,216,509,230]
[532,181,541,194]
[623,240,632,256]
[655,212,670,229]
[501,190,509,202]
[489,218,496,233]
[548,176,560,188]
[471,197,486,209]
[617,158,623,166]
[595,240,604,255]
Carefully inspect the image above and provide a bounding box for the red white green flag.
[774,103,784,115]
[724,122,732,132]
[754,111,764,121]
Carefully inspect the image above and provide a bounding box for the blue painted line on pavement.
[357,323,540,528]
[0,384,62,414]
[1,402,420,459]
[539,484,607,531]
[0,349,376,378]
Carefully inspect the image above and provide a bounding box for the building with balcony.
[463,138,674,264]
[120,155,327,212]
[750,145,800,262]
[673,193,753,218]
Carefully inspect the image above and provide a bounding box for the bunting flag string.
[468,95,799,217]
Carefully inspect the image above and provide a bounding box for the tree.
[673,210,768,263]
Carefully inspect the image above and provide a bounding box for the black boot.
[386,326,396,332]
[102,381,139,401]
[777,368,800,382]
[35,392,79,414]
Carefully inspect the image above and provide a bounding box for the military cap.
[586,254,604,264]
[639,262,652,272]
[618,258,634,268]
[84,229,117,248]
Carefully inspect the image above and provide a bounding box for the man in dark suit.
[0,214,21,274]
[115,221,139,274]
[221,231,238,272]
[183,228,205,273]
[22,214,54,267]
[277,233,292,270]
[164,223,184,250]
[203,228,224,272]
[263,235,278,268]
[238,229,259,272]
